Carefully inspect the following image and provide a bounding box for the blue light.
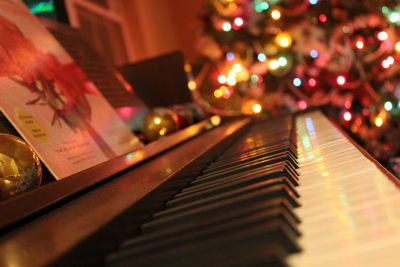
[310,49,319,58]
[257,53,267,62]
[398,101,400,108]
[226,52,235,61]
[309,0,318,5]
[293,78,302,87]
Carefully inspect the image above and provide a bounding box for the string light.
[252,103,262,113]
[377,31,388,41]
[343,111,352,121]
[308,78,317,87]
[298,100,307,110]
[271,9,281,20]
[389,12,400,23]
[268,59,280,70]
[337,75,346,86]
[251,74,259,83]
[257,53,267,62]
[214,89,223,98]
[375,116,384,127]
[278,56,288,67]
[276,33,292,48]
[396,42,400,52]
[384,101,393,111]
[234,17,244,27]
[218,75,227,84]
[293,77,302,87]
[227,76,237,86]
[254,1,269,12]
[356,40,365,49]
[318,14,327,23]
[310,49,319,58]
[222,22,232,32]
[226,52,235,61]
[232,63,242,72]
[187,80,196,90]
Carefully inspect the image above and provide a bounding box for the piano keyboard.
[107,110,400,266]
[288,111,400,267]
[2,110,398,267]
[107,115,301,266]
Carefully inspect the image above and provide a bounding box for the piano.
[0,109,399,266]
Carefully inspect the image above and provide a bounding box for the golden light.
[271,9,281,20]
[375,117,384,127]
[268,59,280,70]
[232,63,242,72]
[276,33,292,48]
[214,89,223,98]
[252,103,262,114]
[188,80,196,90]
[159,127,167,136]
[184,63,192,72]
[396,42,400,52]
[154,117,161,125]
[210,115,221,126]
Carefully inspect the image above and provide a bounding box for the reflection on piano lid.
[0,110,399,267]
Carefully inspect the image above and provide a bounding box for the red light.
[343,111,352,121]
[298,100,307,110]
[336,75,346,86]
[308,78,317,87]
[319,14,327,23]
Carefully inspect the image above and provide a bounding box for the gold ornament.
[142,108,178,142]
[0,134,42,201]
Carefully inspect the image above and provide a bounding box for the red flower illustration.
[0,14,116,158]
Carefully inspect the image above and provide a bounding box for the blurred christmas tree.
[193,0,400,173]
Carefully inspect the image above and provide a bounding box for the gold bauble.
[142,108,178,142]
[0,134,42,201]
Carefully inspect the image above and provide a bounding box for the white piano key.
[288,110,400,267]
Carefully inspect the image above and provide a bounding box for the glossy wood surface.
[0,117,250,267]
[0,120,214,231]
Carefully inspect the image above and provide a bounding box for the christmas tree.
[193,0,400,173]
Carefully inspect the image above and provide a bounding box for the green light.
[254,1,269,12]
[389,12,400,23]
[29,1,55,14]
[342,26,349,33]
[260,2,269,10]
[250,74,258,83]
[382,6,389,14]
[384,101,393,111]
[278,56,288,67]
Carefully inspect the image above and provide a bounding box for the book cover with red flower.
[0,0,143,179]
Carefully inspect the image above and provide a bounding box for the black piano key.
[208,141,297,168]
[193,154,298,184]
[147,183,299,226]
[188,162,299,188]
[122,199,299,249]
[121,208,300,260]
[204,147,298,174]
[169,175,299,207]
[107,219,299,267]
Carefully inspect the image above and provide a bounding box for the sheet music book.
[0,0,143,180]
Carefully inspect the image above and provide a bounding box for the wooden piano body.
[1,109,400,266]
